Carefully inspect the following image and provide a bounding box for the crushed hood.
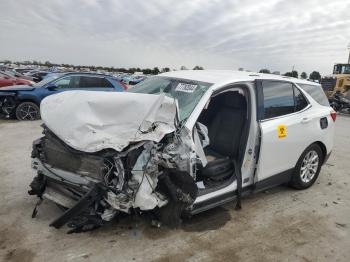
[40,91,177,152]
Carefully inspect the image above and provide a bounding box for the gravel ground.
[0,116,349,262]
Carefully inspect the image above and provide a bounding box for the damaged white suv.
[29,70,335,232]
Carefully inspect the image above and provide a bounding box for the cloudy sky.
[1,0,350,75]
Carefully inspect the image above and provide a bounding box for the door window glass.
[79,76,113,88]
[54,77,71,89]
[262,81,295,119]
[53,76,79,89]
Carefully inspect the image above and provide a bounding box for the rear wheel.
[290,144,323,189]
[15,102,41,121]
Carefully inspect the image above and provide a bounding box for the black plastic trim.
[254,169,293,192]
[49,184,101,229]
[255,80,264,121]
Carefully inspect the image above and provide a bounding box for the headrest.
[221,92,246,108]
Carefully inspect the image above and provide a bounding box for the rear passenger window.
[298,84,329,106]
[100,78,114,88]
[80,77,113,88]
[262,81,309,119]
[262,81,295,119]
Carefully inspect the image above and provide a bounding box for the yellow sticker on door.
[277,125,287,138]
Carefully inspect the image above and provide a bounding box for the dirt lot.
[0,116,349,262]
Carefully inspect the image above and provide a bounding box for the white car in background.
[29,70,335,232]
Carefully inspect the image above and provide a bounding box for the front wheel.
[290,144,323,189]
[15,102,41,121]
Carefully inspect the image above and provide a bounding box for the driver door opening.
[195,88,249,193]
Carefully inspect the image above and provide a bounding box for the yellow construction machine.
[321,63,350,98]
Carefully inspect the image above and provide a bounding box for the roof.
[160,70,319,90]
[61,72,116,78]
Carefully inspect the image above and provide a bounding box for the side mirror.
[47,85,57,91]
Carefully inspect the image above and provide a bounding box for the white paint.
[40,91,177,152]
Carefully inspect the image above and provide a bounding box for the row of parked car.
[0,72,129,120]
[0,69,151,120]
[115,73,149,85]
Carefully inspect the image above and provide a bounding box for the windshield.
[333,64,350,74]
[128,76,212,121]
[33,74,61,87]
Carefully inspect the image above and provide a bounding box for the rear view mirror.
[47,85,57,91]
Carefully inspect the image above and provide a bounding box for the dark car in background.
[0,72,127,120]
[26,71,52,82]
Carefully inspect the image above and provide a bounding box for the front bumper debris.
[29,126,199,232]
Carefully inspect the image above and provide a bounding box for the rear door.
[256,80,315,183]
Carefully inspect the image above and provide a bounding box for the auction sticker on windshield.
[175,83,198,93]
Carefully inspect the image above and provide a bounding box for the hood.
[40,91,177,152]
[0,85,34,91]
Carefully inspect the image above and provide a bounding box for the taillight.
[330,111,337,122]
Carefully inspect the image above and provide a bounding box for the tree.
[161,67,170,73]
[309,71,321,81]
[284,70,298,78]
[301,72,308,79]
[152,67,160,75]
[238,68,244,71]
[180,66,188,70]
[259,69,271,74]
[142,68,153,75]
[193,65,204,70]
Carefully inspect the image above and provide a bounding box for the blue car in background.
[122,75,148,85]
[0,72,126,120]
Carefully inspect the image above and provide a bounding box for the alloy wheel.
[18,104,39,120]
[300,150,319,183]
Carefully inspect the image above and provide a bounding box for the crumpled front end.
[0,92,17,118]
[29,91,202,232]
[30,127,198,232]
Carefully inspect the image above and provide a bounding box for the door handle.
[301,117,311,124]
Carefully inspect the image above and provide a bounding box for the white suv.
[29,70,335,231]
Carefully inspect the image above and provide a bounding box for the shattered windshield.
[128,76,212,121]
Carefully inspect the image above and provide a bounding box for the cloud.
[0,0,349,74]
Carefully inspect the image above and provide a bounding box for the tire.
[290,144,323,189]
[15,102,41,121]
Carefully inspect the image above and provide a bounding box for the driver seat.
[201,92,247,180]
